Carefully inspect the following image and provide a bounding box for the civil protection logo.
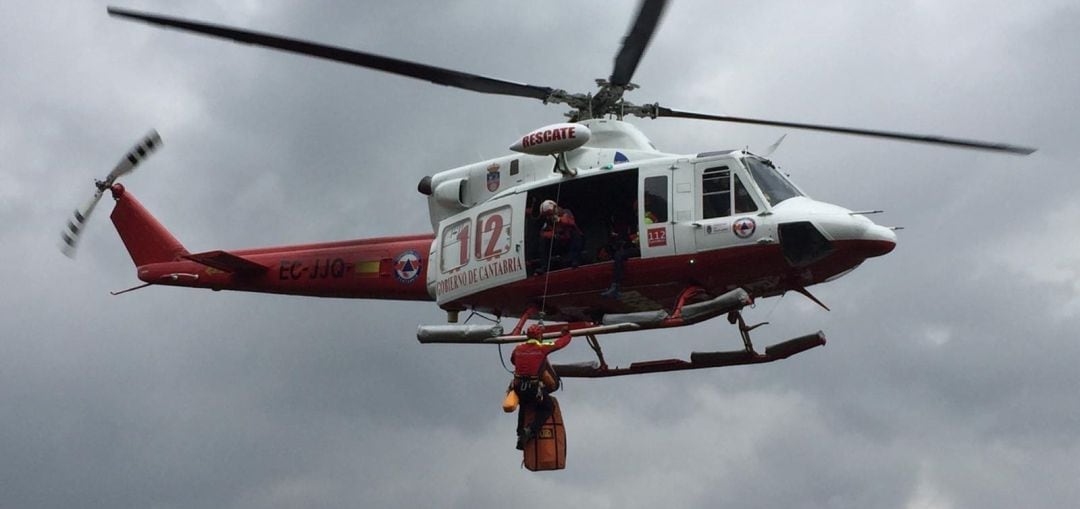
[733,217,756,238]
[394,250,422,284]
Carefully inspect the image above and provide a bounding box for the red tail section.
[109,184,188,266]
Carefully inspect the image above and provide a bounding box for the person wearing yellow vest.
[507,324,572,450]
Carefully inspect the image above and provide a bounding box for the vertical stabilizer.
[109,184,188,266]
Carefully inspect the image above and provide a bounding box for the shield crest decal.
[486,163,500,192]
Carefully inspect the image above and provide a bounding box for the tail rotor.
[60,130,163,258]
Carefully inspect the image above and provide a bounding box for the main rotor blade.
[610,0,668,86]
[107,7,557,101]
[655,106,1037,155]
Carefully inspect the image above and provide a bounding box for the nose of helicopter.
[773,198,897,260]
[812,209,897,258]
[858,222,898,257]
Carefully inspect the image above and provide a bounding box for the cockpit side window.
[701,166,731,219]
[733,174,758,213]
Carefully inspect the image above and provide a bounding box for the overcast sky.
[2,1,1079,507]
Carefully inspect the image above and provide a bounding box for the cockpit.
[697,153,804,223]
[741,155,803,208]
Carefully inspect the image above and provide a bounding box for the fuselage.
[124,119,895,322]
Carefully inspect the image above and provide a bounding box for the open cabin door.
[639,166,675,258]
[428,193,528,306]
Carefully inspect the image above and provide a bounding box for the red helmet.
[526,324,544,339]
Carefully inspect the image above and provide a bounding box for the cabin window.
[643,176,668,223]
[475,206,512,260]
[702,166,731,218]
[733,174,758,213]
[440,218,471,272]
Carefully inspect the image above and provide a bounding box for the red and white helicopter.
[63,2,1034,378]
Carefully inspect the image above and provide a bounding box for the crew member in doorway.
[537,199,584,273]
[601,200,656,299]
[510,324,572,450]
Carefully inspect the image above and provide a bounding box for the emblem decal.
[614,151,629,164]
[486,163,500,192]
[733,217,756,239]
[394,250,422,284]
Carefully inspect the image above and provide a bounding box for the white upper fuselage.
[421,119,896,306]
[424,119,666,228]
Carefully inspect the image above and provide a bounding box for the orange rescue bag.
[522,396,566,471]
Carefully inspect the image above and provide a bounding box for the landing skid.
[415,287,826,377]
[552,311,826,378]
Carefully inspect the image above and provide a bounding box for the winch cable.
[466,310,515,374]
[497,343,514,374]
[537,180,564,327]
[464,309,500,325]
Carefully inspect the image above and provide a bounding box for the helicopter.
[62,1,1035,379]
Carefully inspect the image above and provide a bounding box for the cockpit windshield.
[743,156,802,207]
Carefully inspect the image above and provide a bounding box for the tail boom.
[110,186,434,301]
[135,236,435,301]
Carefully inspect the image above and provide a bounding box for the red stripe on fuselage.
[133,234,890,313]
[451,238,889,320]
[137,234,436,301]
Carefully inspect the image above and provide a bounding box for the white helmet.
[539,199,557,216]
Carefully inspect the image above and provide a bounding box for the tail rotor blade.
[106,129,162,182]
[60,190,105,258]
[62,129,163,259]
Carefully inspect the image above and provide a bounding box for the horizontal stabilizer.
[184,250,268,275]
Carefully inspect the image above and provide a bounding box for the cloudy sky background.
[2,1,1078,507]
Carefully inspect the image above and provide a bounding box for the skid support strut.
[730,310,768,354]
[584,334,608,371]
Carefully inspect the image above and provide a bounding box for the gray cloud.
[2,1,1078,508]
